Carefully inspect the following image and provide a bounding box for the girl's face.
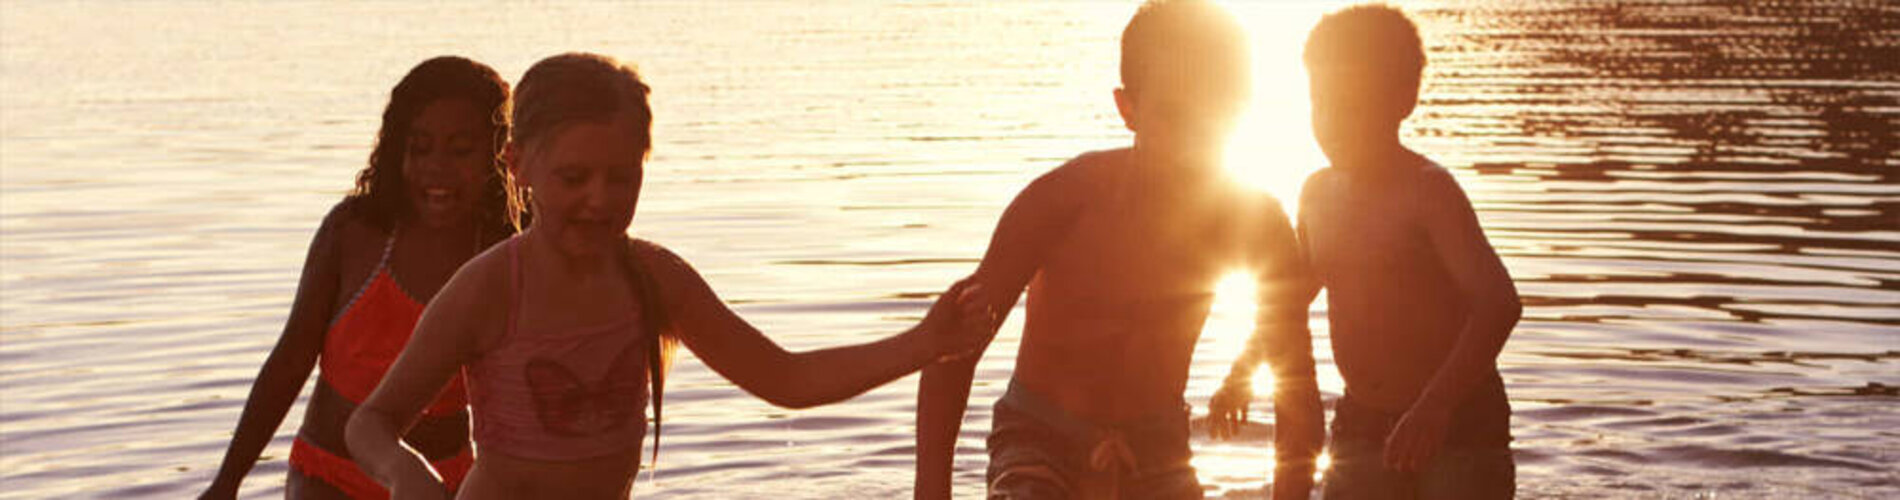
[402,98,495,228]
[516,118,645,258]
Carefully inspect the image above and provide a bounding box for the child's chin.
[413,207,470,227]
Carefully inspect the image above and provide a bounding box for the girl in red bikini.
[202,56,515,499]
[344,52,993,500]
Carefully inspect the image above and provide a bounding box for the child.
[916,1,1324,498]
[202,56,515,499]
[1215,5,1523,499]
[344,52,990,499]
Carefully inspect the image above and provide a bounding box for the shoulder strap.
[376,226,397,272]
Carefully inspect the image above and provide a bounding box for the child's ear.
[1114,87,1138,133]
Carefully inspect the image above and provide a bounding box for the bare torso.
[1013,149,1266,422]
[298,215,483,471]
[1301,159,1480,412]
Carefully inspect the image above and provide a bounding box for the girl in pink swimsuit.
[345,52,992,499]
[202,56,514,499]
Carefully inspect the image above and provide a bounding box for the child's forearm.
[207,341,319,495]
[344,407,440,491]
[1261,317,1325,465]
[767,326,938,409]
[914,359,977,500]
[1413,296,1521,415]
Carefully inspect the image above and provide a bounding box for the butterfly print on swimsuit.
[523,344,645,437]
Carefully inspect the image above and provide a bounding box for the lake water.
[1,1,1895,498]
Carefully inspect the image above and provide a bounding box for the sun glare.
[1220,1,1357,217]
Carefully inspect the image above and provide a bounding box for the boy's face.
[1117,62,1250,169]
[1307,65,1416,163]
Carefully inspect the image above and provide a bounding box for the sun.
[1218,1,1359,217]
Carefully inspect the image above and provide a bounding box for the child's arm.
[345,259,498,500]
[202,206,346,499]
[1208,195,1324,500]
[915,167,1082,499]
[636,240,987,410]
[1383,167,1522,472]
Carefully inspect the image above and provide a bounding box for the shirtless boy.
[916,1,1325,498]
[1214,5,1522,499]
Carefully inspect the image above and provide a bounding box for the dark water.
[0,0,1894,498]
[1406,0,1900,496]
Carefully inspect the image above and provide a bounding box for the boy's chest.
[1041,200,1240,296]
[1304,184,1429,284]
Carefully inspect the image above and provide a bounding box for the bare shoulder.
[628,237,693,279]
[1413,160,1476,211]
[433,237,512,317]
[1297,167,1342,216]
[1027,147,1129,202]
[321,199,371,245]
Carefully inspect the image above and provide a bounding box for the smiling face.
[402,98,496,228]
[514,118,645,258]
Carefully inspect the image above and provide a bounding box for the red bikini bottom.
[288,437,472,499]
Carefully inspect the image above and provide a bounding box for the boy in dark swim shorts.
[918,1,1326,499]
[1215,5,1523,499]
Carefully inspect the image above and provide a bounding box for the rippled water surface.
[2,1,1895,498]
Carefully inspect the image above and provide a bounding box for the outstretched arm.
[345,258,497,500]
[202,206,346,499]
[1208,196,1323,500]
[1383,168,1522,472]
[636,240,985,410]
[916,165,1084,499]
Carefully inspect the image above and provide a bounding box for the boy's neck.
[1329,138,1417,173]
[1130,147,1224,182]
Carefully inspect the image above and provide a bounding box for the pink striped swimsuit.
[466,238,652,462]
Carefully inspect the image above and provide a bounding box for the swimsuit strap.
[328,227,402,327]
[376,226,398,273]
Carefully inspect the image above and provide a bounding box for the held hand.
[387,463,450,500]
[1383,402,1453,472]
[954,278,1002,334]
[1207,376,1252,440]
[389,479,451,500]
[924,277,993,362]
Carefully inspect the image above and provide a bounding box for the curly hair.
[347,56,514,235]
[1304,4,1426,101]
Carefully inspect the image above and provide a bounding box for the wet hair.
[1119,0,1249,94]
[507,52,654,231]
[1304,4,1427,103]
[347,56,513,235]
[509,52,675,468]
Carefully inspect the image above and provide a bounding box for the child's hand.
[925,277,994,363]
[955,279,1001,333]
[1384,403,1453,472]
[1207,375,1252,440]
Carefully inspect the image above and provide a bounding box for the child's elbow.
[760,387,827,410]
[343,408,378,450]
[753,366,826,409]
[1494,292,1523,328]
